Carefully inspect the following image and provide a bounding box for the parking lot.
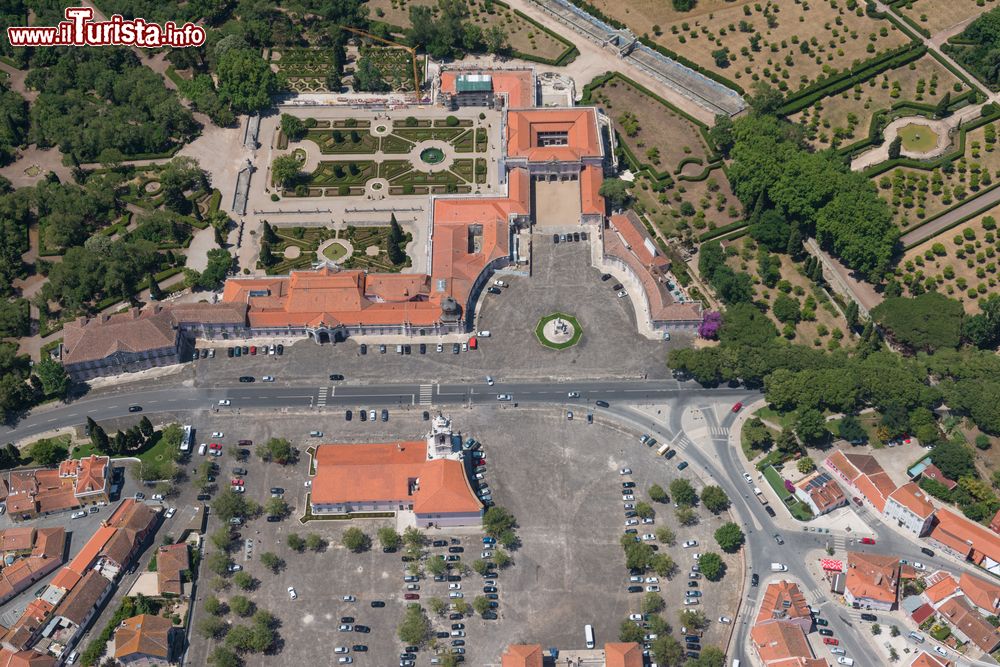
[189,237,682,389]
[183,401,739,665]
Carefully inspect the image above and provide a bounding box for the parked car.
[287,587,298,600]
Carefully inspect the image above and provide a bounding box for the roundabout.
[534,312,583,349]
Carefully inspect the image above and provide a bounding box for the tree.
[743,418,774,451]
[426,555,447,576]
[342,527,371,553]
[27,436,68,466]
[838,415,868,443]
[259,551,283,573]
[772,293,801,324]
[676,507,698,526]
[680,608,709,630]
[212,489,251,521]
[272,155,302,189]
[652,635,684,666]
[748,82,784,115]
[233,571,255,590]
[688,647,727,667]
[472,559,490,576]
[493,549,512,568]
[484,24,508,54]
[698,552,726,581]
[379,527,402,551]
[217,48,278,113]
[305,533,326,552]
[598,178,629,209]
[649,484,668,503]
[651,553,676,578]
[353,56,390,92]
[286,533,305,552]
[211,527,234,552]
[796,408,828,444]
[669,479,698,507]
[931,439,976,480]
[429,596,448,616]
[635,502,655,520]
[255,437,295,464]
[935,92,952,119]
[147,271,163,301]
[483,506,517,538]
[887,135,902,160]
[208,646,240,666]
[656,527,676,545]
[205,551,231,576]
[714,522,745,552]
[280,114,305,141]
[619,618,644,642]
[265,497,289,518]
[34,356,70,399]
[672,0,696,10]
[963,294,1000,349]
[472,596,491,616]
[797,457,816,474]
[231,595,254,617]
[642,592,665,614]
[198,615,228,639]
[387,213,406,265]
[871,292,964,353]
[701,486,730,513]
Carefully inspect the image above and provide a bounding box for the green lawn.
[898,123,940,153]
[322,241,348,262]
[762,465,814,521]
[755,406,798,430]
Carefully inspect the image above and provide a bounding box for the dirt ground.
[895,0,997,36]
[724,237,853,349]
[790,54,967,151]
[532,180,581,227]
[899,202,1000,314]
[649,0,910,93]
[876,121,1000,229]
[366,0,569,61]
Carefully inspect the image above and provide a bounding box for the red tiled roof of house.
[54,570,109,626]
[1,599,52,651]
[312,443,481,514]
[845,551,899,605]
[911,603,936,625]
[604,642,643,667]
[909,651,950,667]
[113,614,173,660]
[750,621,821,666]
[755,581,811,625]
[0,529,35,553]
[51,525,117,590]
[936,595,1000,652]
[959,572,1000,615]
[505,108,602,162]
[61,307,177,365]
[0,647,56,667]
[795,472,846,514]
[579,165,605,216]
[889,482,936,519]
[924,574,960,606]
[500,644,543,667]
[156,544,189,596]
[922,464,957,491]
[58,456,109,497]
[931,509,1000,566]
[440,70,536,108]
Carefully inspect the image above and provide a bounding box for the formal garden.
[582,73,741,240]
[269,47,343,93]
[366,0,575,63]
[870,117,1000,228]
[257,224,336,274]
[789,53,968,150]
[721,236,853,348]
[353,45,418,92]
[893,0,998,37]
[258,222,411,274]
[897,204,1000,311]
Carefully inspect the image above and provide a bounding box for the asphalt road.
[1,379,749,443]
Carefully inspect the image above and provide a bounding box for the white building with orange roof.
[909,652,951,667]
[823,450,897,512]
[928,508,1000,575]
[884,482,936,536]
[438,69,537,109]
[844,552,901,611]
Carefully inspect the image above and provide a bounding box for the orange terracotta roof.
[55,570,110,625]
[579,165,605,216]
[156,543,189,596]
[440,70,536,108]
[795,473,846,514]
[909,651,950,667]
[931,509,1000,565]
[845,551,899,605]
[755,581,811,625]
[924,574,960,605]
[113,614,173,660]
[936,595,1000,652]
[604,642,643,667]
[922,464,957,491]
[58,456,109,497]
[829,451,896,512]
[0,648,56,667]
[750,621,815,665]
[500,644,543,667]
[312,443,481,515]
[889,482,936,519]
[825,451,860,482]
[61,307,176,365]
[53,525,117,589]
[959,572,1000,615]
[0,528,35,553]
[2,599,52,651]
[505,108,602,162]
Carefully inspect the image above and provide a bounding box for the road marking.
[316,387,327,408]
[419,385,433,406]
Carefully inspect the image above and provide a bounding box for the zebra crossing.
[709,426,729,438]
[316,386,328,408]
[419,384,433,406]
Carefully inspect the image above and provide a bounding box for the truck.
[656,443,671,457]
[754,487,769,505]
[770,563,787,572]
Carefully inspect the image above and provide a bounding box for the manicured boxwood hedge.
[901,182,1000,249]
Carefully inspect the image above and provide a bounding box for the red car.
[231,478,244,486]
[852,497,862,506]
[860,537,876,545]
[822,637,839,646]
[404,593,420,600]
[209,443,222,450]
[732,402,743,413]
[476,459,486,467]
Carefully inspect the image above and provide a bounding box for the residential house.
[909,652,951,667]
[501,644,543,667]
[823,451,897,511]
[844,552,900,611]
[921,464,957,492]
[0,528,65,606]
[155,544,189,597]
[750,620,828,667]
[935,595,1000,653]
[113,614,176,665]
[48,570,113,651]
[57,456,110,505]
[959,572,1000,617]
[604,642,642,667]
[884,482,936,536]
[928,509,1000,575]
[0,648,56,666]
[97,500,158,579]
[794,471,848,517]
[754,580,813,634]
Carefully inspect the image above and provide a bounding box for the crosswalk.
[316,386,328,408]
[419,384,433,406]
[709,426,729,438]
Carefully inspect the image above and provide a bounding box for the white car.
[644,633,658,641]
[743,473,753,484]
[228,564,242,572]
[619,468,632,475]
[218,399,231,406]
[486,376,494,385]
[211,431,224,438]
[933,647,949,657]
[342,595,356,602]
[71,510,87,519]
[481,551,492,559]
[567,391,580,398]
[262,375,274,382]
[232,486,245,493]
[617,290,628,298]
[335,647,349,654]
[493,280,506,288]
[912,562,926,570]
[625,519,639,526]
[629,575,643,583]
[629,613,643,622]
[641,517,654,524]
[449,583,461,590]
[449,591,464,598]
[338,624,350,631]
[478,330,491,337]
[719,616,732,624]
[623,494,635,501]
[641,534,655,541]
[684,598,700,606]
[624,503,635,510]
[644,577,658,584]
[152,494,165,501]
[287,587,297,600]
[165,507,176,518]
[304,480,313,488]
[683,540,698,548]
[693,553,702,560]
[496,394,512,401]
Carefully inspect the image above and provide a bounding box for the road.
[2,379,749,443]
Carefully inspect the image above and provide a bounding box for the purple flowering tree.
[698,311,722,339]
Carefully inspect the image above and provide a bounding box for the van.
[65,651,79,664]
[198,443,207,456]
[907,631,924,643]
[836,658,854,666]
[584,624,595,649]
[309,431,323,437]
[770,563,787,572]
[396,345,403,354]
[731,661,740,667]
[656,443,671,457]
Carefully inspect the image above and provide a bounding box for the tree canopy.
[871,292,964,353]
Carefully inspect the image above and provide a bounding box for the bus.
[584,624,595,649]
[181,425,193,452]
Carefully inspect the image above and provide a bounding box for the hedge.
[498,1,578,66]
[778,43,926,116]
[699,220,749,242]
[900,180,1000,249]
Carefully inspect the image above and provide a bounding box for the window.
[536,131,568,146]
